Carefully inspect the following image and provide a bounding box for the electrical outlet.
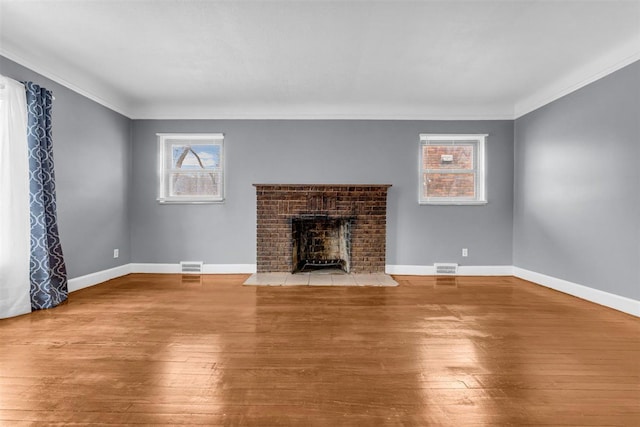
[462,248,468,257]
[113,249,119,259]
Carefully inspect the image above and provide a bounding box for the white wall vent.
[180,261,203,274]
[434,263,458,275]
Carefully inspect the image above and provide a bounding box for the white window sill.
[419,200,488,206]
[158,199,225,205]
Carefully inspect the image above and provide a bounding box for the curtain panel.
[0,76,32,319]
[24,82,68,310]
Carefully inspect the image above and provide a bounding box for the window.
[419,134,487,205]
[157,133,225,203]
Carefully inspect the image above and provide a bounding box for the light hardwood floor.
[1,274,638,426]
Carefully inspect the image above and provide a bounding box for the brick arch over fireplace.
[254,184,391,273]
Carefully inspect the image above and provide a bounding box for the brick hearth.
[254,184,391,273]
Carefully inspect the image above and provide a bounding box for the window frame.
[157,133,225,204]
[419,133,487,205]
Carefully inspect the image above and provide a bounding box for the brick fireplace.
[254,184,391,273]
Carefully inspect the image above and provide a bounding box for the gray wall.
[0,56,132,278]
[5,53,638,302]
[131,120,514,267]
[514,61,640,300]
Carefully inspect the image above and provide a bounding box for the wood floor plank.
[0,273,638,425]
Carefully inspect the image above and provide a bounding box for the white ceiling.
[1,0,639,119]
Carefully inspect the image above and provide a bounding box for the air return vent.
[434,263,458,275]
[180,261,203,274]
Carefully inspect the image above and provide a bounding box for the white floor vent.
[180,261,203,274]
[434,263,458,275]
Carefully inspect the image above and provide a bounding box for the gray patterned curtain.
[24,82,67,310]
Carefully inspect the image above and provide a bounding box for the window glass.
[158,134,224,203]
[419,134,486,205]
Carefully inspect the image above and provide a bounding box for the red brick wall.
[254,184,391,273]
[423,145,473,169]
[422,145,475,197]
[423,173,475,198]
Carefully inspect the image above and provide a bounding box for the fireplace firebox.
[292,216,352,273]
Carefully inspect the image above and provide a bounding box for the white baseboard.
[67,264,132,292]
[129,263,256,274]
[67,263,638,317]
[513,267,640,317]
[129,263,177,274]
[386,265,435,275]
[386,264,513,276]
[458,265,514,276]
[203,264,256,274]
[68,263,256,292]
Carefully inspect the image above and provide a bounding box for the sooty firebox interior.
[292,216,352,273]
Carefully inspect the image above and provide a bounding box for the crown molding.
[514,36,640,119]
[0,47,134,118]
[4,39,638,121]
[129,110,515,121]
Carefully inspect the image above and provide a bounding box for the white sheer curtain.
[0,75,31,319]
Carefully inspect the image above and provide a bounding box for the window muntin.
[158,133,224,203]
[419,134,487,205]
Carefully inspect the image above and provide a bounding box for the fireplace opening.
[292,216,352,274]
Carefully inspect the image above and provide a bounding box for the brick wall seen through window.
[419,134,487,205]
